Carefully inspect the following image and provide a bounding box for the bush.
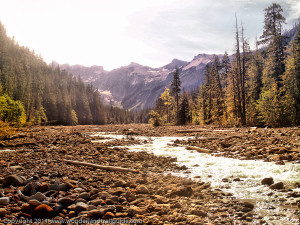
[0,121,15,140]
[0,94,26,126]
[149,110,162,126]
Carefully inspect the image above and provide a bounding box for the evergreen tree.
[170,67,181,121]
[280,26,300,125]
[258,3,286,126]
[178,92,189,125]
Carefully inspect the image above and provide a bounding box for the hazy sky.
[0,0,299,70]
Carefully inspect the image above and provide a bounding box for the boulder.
[270,182,284,190]
[261,177,274,186]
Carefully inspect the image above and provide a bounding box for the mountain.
[59,54,217,111]
[59,23,299,112]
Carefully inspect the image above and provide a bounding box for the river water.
[91,133,300,224]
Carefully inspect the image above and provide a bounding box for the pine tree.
[178,92,189,125]
[258,3,286,126]
[280,26,300,125]
[170,67,181,120]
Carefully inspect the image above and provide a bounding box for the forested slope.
[0,22,131,126]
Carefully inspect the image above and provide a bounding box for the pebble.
[77,192,89,200]
[3,175,24,187]
[127,206,147,216]
[88,209,105,218]
[33,204,54,219]
[75,202,88,214]
[57,197,74,206]
[0,197,10,205]
[28,199,42,207]
[29,192,46,202]
[136,185,149,194]
[0,208,6,217]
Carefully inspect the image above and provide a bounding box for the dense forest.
[0,21,135,129]
[150,3,300,127]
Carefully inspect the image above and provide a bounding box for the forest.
[0,20,137,134]
[150,3,300,127]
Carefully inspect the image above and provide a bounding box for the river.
[91,133,300,224]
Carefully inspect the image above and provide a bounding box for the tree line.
[150,3,300,127]
[0,21,133,127]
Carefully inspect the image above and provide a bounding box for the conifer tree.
[178,92,189,125]
[170,67,181,120]
[258,3,286,126]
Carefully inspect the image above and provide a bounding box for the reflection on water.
[93,133,300,224]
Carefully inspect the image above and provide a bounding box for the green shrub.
[149,110,162,126]
[0,94,26,126]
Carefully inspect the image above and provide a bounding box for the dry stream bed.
[0,124,299,224]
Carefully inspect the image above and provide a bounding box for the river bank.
[0,124,299,224]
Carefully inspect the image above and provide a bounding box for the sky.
[0,0,299,70]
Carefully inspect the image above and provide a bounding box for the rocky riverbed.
[0,124,299,224]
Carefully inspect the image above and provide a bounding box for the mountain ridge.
[58,53,219,110]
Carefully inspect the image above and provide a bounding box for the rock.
[29,192,46,202]
[136,185,149,194]
[68,211,76,218]
[127,206,147,216]
[90,199,103,206]
[171,186,193,197]
[21,203,31,211]
[0,197,10,205]
[40,183,49,192]
[33,204,54,219]
[77,192,89,200]
[114,180,126,187]
[87,209,105,218]
[270,182,284,190]
[87,205,97,211]
[3,175,24,187]
[57,197,74,206]
[105,199,114,205]
[75,202,88,214]
[0,208,6,217]
[28,199,42,207]
[48,183,60,191]
[54,203,64,213]
[190,209,207,217]
[261,177,274,186]
[23,183,37,195]
[115,205,123,212]
[242,201,255,210]
[58,183,68,191]
[102,212,115,219]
